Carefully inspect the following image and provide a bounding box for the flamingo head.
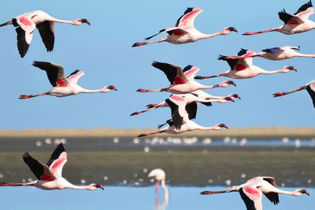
[89,184,104,190]
[73,18,90,25]
[294,189,310,196]
[230,94,241,100]
[221,27,238,34]
[148,168,166,181]
[283,66,297,72]
[107,85,117,91]
[220,80,236,87]
[215,123,229,130]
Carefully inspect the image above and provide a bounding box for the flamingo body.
[0,143,103,191]
[0,10,90,57]
[19,61,117,99]
[137,61,236,94]
[132,7,237,47]
[201,176,309,210]
[194,49,296,80]
[243,1,315,36]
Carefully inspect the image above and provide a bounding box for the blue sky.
[0,0,314,129]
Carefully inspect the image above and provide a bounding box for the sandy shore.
[0,126,314,138]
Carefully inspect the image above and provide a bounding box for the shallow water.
[0,186,313,210]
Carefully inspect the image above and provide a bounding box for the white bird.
[223,46,315,60]
[137,94,228,137]
[19,61,117,99]
[201,176,309,210]
[194,49,296,80]
[148,168,167,192]
[130,92,240,116]
[0,143,104,191]
[243,1,315,36]
[137,61,236,94]
[0,10,90,57]
[273,80,315,109]
[132,7,237,47]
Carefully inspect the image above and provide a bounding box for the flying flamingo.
[221,46,315,60]
[137,94,228,137]
[0,143,104,191]
[19,61,117,99]
[130,92,240,116]
[243,1,315,36]
[273,80,315,108]
[201,176,309,210]
[132,7,237,47]
[194,49,296,80]
[0,10,90,57]
[137,61,236,94]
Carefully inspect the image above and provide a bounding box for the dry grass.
[0,126,314,138]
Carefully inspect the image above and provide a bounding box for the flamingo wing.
[240,187,263,210]
[15,16,36,57]
[278,10,304,25]
[23,152,56,181]
[185,102,198,120]
[183,65,200,81]
[306,81,315,108]
[175,7,203,28]
[219,55,243,71]
[33,61,68,87]
[166,96,187,129]
[145,26,182,40]
[67,70,85,85]
[152,61,188,84]
[294,0,314,19]
[262,47,283,54]
[36,21,55,52]
[47,143,67,178]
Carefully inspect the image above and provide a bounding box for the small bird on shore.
[0,10,90,57]
[132,7,237,47]
[201,176,309,210]
[0,143,104,191]
[19,61,117,99]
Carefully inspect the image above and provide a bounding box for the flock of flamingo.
[0,1,314,210]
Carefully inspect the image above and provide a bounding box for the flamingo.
[0,143,104,191]
[273,80,315,108]
[137,61,236,94]
[0,10,90,57]
[222,46,315,60]
[194,49,296,80]
[137,94,228,137]
[130,92,240,116]
[132,7,237,47]
[201,176,309,210]
[148,168,169,209]
[243,1,315,36]
[19,61,117,99]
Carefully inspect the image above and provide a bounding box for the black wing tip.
[238,48,248,56]
[218,55,227,60]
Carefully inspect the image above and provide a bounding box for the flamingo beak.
[81,19,91,25]
[288,66,297,72]
[228,27,238,32]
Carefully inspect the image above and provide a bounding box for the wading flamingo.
[0,10,90,57]
[137,61,236,94]
[132,7,237,47]
[243,1,315,36]
[19,61,117,99]
[194,49,296,80]
[148,168,169,209]
[201,176,309,210]
[273,80,315,108]
[0,143,104,191]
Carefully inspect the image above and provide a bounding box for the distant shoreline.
[0,127,314,139]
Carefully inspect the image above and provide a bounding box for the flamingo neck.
[199,31,222,39]
[295,53,315,58]
[52,18,78,25]
[257,68,288,75]
[79,87,106,94]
